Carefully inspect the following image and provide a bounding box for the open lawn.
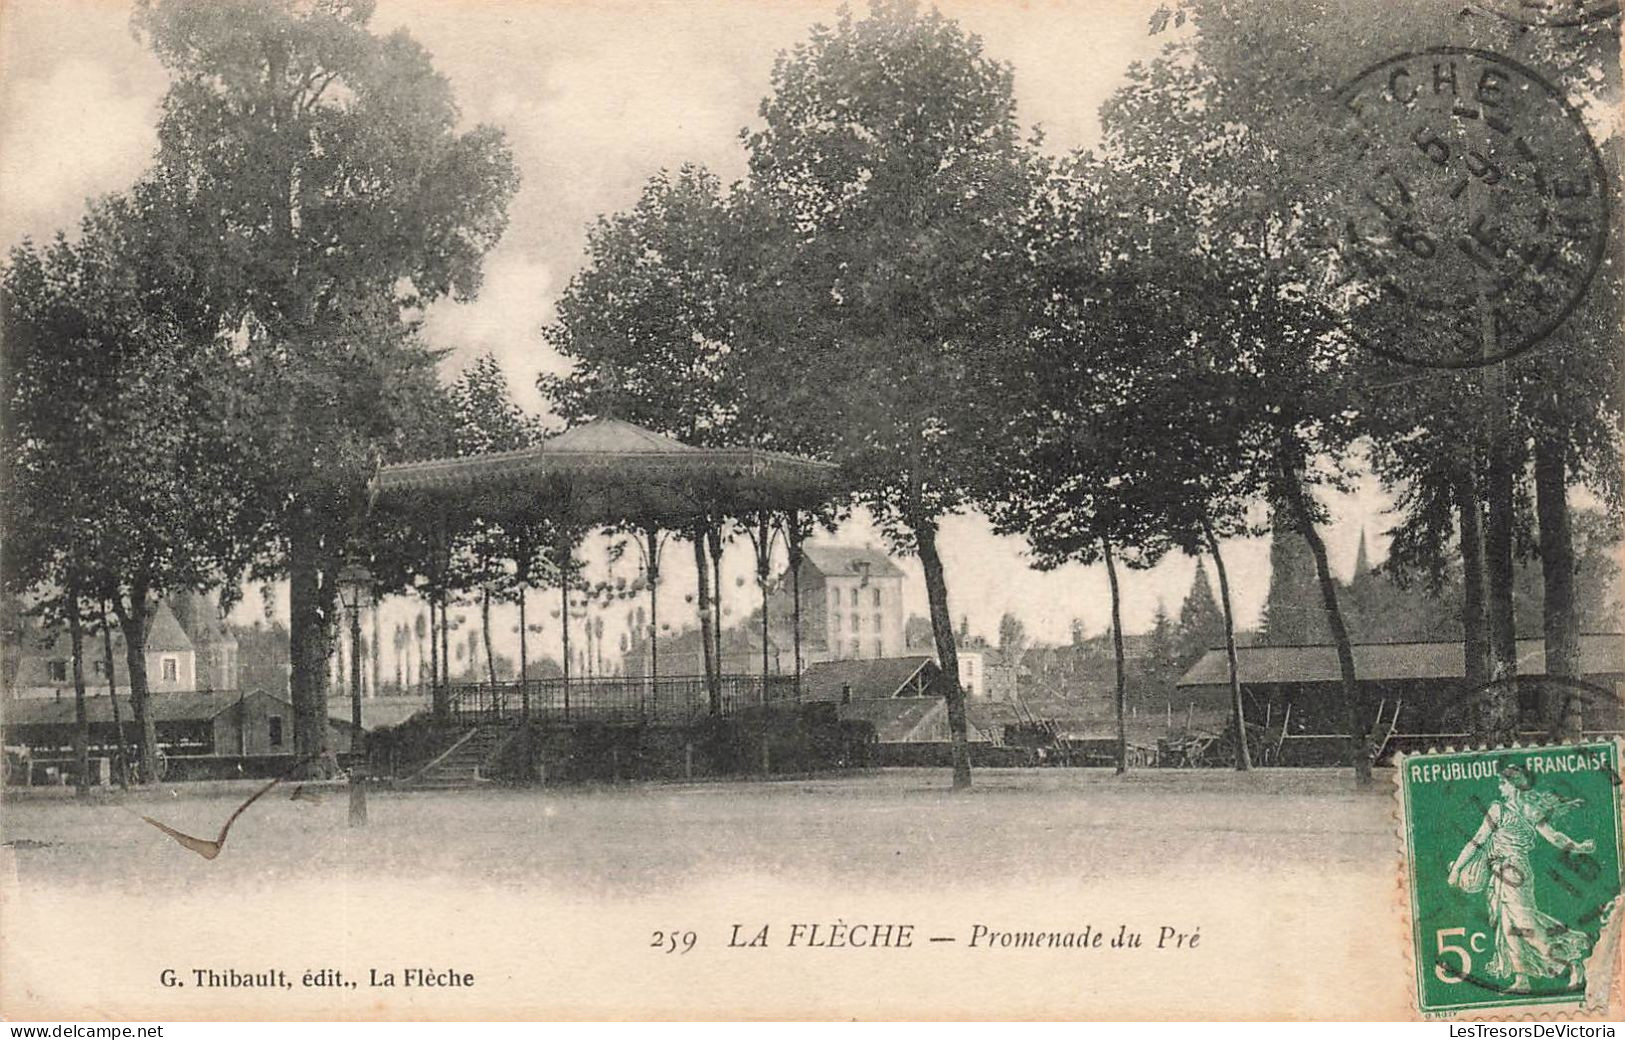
[2,767,1392,891]
[2,768,1415,1019]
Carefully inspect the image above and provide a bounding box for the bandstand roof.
[372,418,843,528]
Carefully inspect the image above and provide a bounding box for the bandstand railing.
[445,673,799,726]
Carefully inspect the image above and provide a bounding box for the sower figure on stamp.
[1447,763,1596,993]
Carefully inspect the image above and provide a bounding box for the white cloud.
[421,251,560,416]
[0,57,158,244]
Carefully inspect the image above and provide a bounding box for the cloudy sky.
[0,0,1397,654]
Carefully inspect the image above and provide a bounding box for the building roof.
[965,701,1023,732]
[373,417,841,527]
[169,592,236,649]
[800,543,905,580]
[2,689,353,728]
[143,602,195,653]
[1177,634,1625,688]
[801,655,939,702]
[6,602,204,671]
[838,697,951,741]
[543,417,698,454]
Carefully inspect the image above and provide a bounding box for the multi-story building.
[5,598,236,700]
[778,543,906,663]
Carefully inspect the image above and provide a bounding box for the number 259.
[651,930,696,954]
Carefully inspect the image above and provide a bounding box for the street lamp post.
[338,564,373,827]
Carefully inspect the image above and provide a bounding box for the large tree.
[541,163,762,707]
[3,193,252,783]
[1089,6,1380,776]
[1146,0,1621,747]
[743,0,1034,788]
[448,354,556,718]
[132,0,518,766]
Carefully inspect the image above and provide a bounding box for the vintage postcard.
[2,0,1622,1023]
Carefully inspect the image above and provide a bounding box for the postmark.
[1326,47,1609,369]
[1473,1,1621,28]
[1397,740,1625,1017]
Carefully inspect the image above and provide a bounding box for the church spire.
[1353,528,1372,579]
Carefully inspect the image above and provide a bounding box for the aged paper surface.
[2,0,1622,1022]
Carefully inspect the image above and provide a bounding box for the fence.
[446,673,799,726]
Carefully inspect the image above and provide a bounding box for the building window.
[93,660,108,678]
[833,612,842,631]
[849,640,860,658]
[830,589,841,609]
[48,660,68,683]
[268,715,284,748]
[872,641,882,658]
[850,587,858,607]
[873,613,882,632]
[161,657,178,682]
[873,588,882,607]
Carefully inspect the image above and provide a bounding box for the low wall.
[483,702,862,784]
[862,742,1039,768]
[159,753,321,781]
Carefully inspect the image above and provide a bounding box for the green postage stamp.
[1398,741,1625,1017]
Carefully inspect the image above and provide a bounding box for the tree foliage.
[131,0,519,762]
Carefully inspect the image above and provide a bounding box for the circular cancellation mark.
[1327,47,1609,370]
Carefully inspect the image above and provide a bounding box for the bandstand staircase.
[400,725,515,790]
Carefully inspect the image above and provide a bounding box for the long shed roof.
[800,655,939,702]
[1177,635,1625,688]
[1,690,352,728]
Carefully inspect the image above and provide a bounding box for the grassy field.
[3,767,1416,1019]
[2,767,1394,890]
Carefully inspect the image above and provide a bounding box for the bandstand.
[369,418,847,782]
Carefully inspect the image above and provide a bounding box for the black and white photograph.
[1,0,1621,1022]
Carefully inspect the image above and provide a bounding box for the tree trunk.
[560,572,572,684]
[788,518,805,699]
[708,523,725,677]
[101,603,128,790]
[348,597,367,826]
[693,525,717,714]
[757,514,771,698]
[67,586,90,797]
[917,519,971,790]
[1277,450,1371,785]
[288,525,336,772]
[1201,519,1250,772]
[438,588,451,693]
[482,585,498,687]
[518,585,530,719]
[1102,538,1129,776]
[428,594,443,716]
[644,526,660,688]
[1535,430,1582,740]
[1484,417,1520,741]
[333,617,345,698]
[1457,469,1491,690]
[583,616,593,679]
[370,601,381,702]
[112,589,159,784]
[515,576,533,782]
[348,602,363,735]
